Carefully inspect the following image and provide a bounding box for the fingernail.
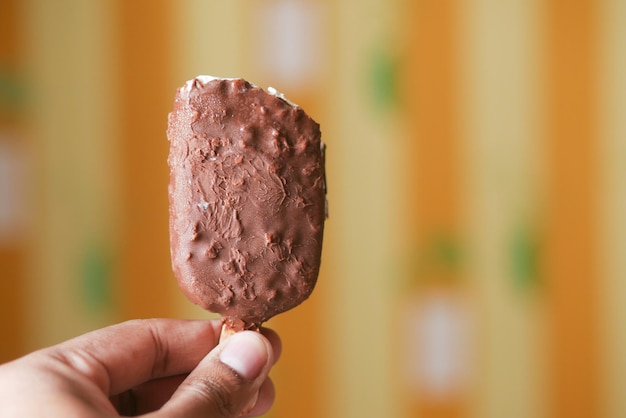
[219,331,268,380]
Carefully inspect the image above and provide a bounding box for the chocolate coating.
[167,77,326,330]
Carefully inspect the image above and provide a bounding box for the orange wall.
[113,0,179,320]
[543,0,600,416]
[0,0,25,362]
[405,1,467,416]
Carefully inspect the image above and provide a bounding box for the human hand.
[0,319,281,417]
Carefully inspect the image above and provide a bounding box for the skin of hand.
[0,319,281,418]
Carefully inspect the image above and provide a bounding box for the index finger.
[41,319,222,395]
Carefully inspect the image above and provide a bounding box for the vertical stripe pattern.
[21,0,117,348]
[114,0,178,319]
[461,0,545,417]
[543,1,599,417]
[599,0,626,417]
[406,1,467,417]
[0,0,25,362]
[7,2,626,418]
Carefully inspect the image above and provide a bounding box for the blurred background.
[1,0,626,417]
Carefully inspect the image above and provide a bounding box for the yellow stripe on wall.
[326,0,405,416]
[460,1,545,417]
[599,1,626,417]
[542,1,600,417]
[21,0,117,348]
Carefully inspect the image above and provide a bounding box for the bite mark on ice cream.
[167,76,326,330]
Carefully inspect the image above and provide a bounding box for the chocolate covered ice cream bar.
[167,76,326,332]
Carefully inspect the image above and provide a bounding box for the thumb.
[156,331,274,418]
